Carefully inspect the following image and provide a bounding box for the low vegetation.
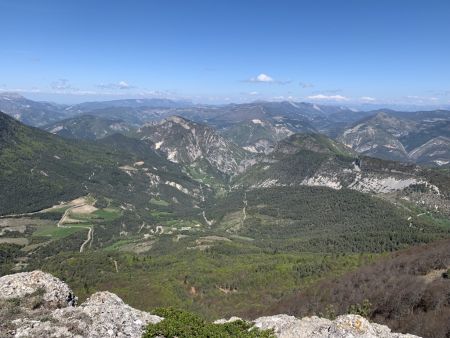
[143,307,274,338]
[272,239,450,338]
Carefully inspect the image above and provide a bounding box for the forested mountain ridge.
[234,132,450,221]
[0,111,206,216]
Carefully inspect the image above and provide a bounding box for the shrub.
[348,299,372,318]
[143,307,274,338]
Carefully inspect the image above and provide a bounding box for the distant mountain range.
[1,92,449,167]
[338,111,450,166]
[2,107,449,218]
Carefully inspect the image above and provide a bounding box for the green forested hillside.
[0,111,204,216]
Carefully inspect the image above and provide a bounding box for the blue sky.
[1,0,450,106]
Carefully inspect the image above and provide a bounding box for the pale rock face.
[301,174,342,190]
[138,116,245,174]
[0,271,162,338]
[50,292,162,338]
[0,270,72,308]
[253,314,420,338]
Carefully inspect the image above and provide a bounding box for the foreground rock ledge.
[0,271,420,338]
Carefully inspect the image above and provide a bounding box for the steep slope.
[273,239,450,338]
[338,112,416,162]
[221,119,297,154]
[338,111,450,166]
[0,93,69,127]
[400,119,450,151]
[0,111,203,215]
[137,116,248,178]
[274,133,356,156]
[44,115,135,140]
[409,136,450,166]
[235,133,449,216]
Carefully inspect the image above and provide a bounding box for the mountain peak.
[138,115,246,174]
[165,115,193,126]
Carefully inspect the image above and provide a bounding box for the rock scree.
[0,271,420,337]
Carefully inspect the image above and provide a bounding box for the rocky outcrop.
[12,292,162,338]
[0,271,162,338]
[0,271,420,338]
[0,270,72,308]
[253,314,419,338]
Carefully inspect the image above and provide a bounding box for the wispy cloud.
[314,89,342,95]
[360,96,376,102]
[307,94,349,101]
[406,95,439,101]
[97,80,134,90]
[0,87,42,94]
[51,78,73,90]
[426,90,450,97]
[299,82,314,88]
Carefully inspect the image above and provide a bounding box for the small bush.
[142,307,274,338]
[348,299,372,318]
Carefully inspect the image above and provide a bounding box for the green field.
[32,225,86,239]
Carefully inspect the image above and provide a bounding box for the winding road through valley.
[57,203,93,253]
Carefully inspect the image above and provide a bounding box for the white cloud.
[118,81,131,89]
[249,91,259,95]
[360,96,376,102]
[245,73,291,84]
[307,94,349,101]
[249,73,274,83]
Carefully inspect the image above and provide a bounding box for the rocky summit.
[0,271,419,338]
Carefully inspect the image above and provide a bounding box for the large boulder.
[0,271,162,338]
[0,270,72,309]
